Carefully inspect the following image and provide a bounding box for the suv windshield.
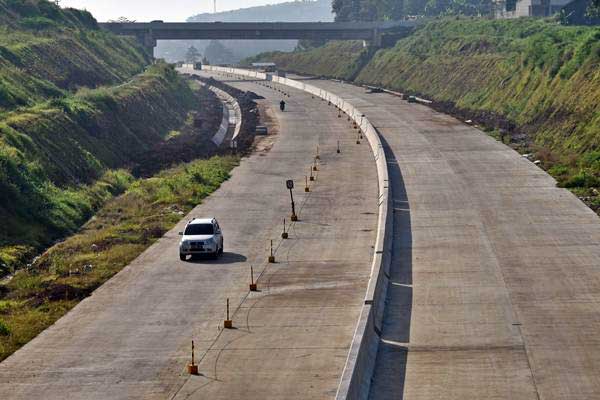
[184,224,214,235]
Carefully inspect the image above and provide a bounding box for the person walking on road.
[280,100,286,111]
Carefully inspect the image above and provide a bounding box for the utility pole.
[214,0,217,14]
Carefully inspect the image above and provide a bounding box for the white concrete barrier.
[196,80,243,148]
[202,65,393,399]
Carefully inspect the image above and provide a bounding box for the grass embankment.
[251,18,600,209]
[246,41,368,80]
[0,155,238,361]
[0,0,148,112]
[0,63,199,274]
[0,1,215,273]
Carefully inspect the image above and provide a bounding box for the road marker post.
[316,146,320,160]
[356,132,361,145]
[268,240,276,263]
[224,298,233,329]
[313,158,318,172]
[305,176,310,192]
[187,340,199,375]
[282,219,289,239]
[338,109,342,118]
[249,265,258,291]
[337,140,341,154]
[309,167,315,182]
[287,180,298,221]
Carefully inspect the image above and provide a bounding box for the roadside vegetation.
[0,62,201,275]
[249,17,600,210]
[0,0,212,274]
[0,155,238,361]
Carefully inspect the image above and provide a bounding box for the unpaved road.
[0,72,378,399]
[304,77,600,400]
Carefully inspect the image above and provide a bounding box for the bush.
[0,320,10,336]
[5,0,38,17]
[548,164,569,178]
[19,16,57,30]
[562,171,600,188]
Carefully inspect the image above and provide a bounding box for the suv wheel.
[179,254,186,261]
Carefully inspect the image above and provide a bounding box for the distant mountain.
[155,0,334,63]
[187,0,333,22]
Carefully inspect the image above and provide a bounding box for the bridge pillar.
[372,27,382,48]
[136,31,157,58]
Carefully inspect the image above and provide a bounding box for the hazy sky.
[59,0,293,22]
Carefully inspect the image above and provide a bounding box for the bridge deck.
[99,21,417,41]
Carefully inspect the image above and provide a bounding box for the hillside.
[0,0,204,273]
[155,0,334,63]
[249,17,600,208]
[188,0,333,22]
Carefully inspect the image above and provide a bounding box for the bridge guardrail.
[201,65,393,400]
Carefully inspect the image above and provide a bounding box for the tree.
[204,41,235,64]
[333,0,362,21]
[405,0,427,15]
[384,0,405,19]
[332,0,493,20]
[588,0,600,17]
[185,46,202,63]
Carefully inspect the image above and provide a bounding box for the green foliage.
[185,46,202,63]
[0,63,199,265]
[0,320,10,336]
[332,0,493,20]
[0,155,238,361]
[0,0,98,30]
[0,7,201,278]
[563,170,600,188]
[204,41,235,65]
[245,41,368,79]
[19,16,57,30]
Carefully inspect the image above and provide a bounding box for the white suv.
[179,218,224,260]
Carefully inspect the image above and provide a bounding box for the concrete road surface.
[304,77,600,400]
[0,72,378,399]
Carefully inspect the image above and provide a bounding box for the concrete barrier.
[202,65,393,400]
[198,80,243,148]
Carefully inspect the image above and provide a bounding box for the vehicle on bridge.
[179,218,224,260]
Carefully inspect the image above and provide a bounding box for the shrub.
[548,164,569,177]
[562,171,600,188]
[19,16,57,30]
[0,320,10,336]
[6,0,38,17]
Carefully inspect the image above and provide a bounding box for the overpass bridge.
[99,21,418,55]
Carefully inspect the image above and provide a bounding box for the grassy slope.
[0,1,204,273]
[0,0,148,111]
[244,41,368,79]
[0,64,199,265]
[250,18,600,206]
[358,19,600,153]
[0,156,239,361]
